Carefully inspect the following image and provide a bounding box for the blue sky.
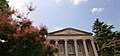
[7,0,120,33]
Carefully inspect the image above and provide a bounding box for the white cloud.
[70,0,88,6]
[7,0,29,11]
[53,0,88,6]
[91,8,104,13]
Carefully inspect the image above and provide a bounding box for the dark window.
[59,43,64,54]
[68,43,74,54]
[77,43,81,52]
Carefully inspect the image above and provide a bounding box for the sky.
[7,0,120,33]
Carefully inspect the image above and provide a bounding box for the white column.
[91,40,98,56]
[74,39,78,56]
[65,40,68,56]
[83,39,89,56]
[55,40,58,56]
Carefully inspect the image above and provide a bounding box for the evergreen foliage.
[93,19,120,56]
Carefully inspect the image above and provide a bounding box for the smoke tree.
[0,0,58,56]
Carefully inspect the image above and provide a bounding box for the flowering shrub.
[0,0,58,56]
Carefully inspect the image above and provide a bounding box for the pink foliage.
[35,37,40,41]
[0,2,58,55]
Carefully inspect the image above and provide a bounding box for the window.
[59,43,64,54]
[95,43,100,51]
[68,43,74,54]
[87,43,90,52]
[77,43,81,52]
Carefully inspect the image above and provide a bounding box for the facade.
[47,28,99,56]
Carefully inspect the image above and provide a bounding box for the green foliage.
[50,40,55,44]
[93,19,120,56]
[0,0,9,11]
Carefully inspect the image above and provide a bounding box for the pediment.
[49,28,92,36]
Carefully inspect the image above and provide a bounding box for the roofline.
[48,34,92,36]
[48,27,93,35]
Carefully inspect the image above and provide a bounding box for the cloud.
[91,8,104,13]
[54,0,88,6]
[70,0,88,5]
[7,0,29,11]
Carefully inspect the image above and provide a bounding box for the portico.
[48,28,98,56]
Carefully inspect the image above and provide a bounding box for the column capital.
[82,39,86,41]
[55,40,58,44]
[64,39,68,41]
[73,39,77,41]
[91,40,94,42]
[55,39,59,41]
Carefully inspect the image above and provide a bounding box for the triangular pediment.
[49,28,92,36]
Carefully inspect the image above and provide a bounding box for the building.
[48,28,99,56]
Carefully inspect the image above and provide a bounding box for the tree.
[0,0,58,56]
[92,19,120,56]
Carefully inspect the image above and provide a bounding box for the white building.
[48,28,99,56]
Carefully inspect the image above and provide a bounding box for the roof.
[48,27,93,36]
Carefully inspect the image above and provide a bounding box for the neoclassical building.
[47,28,99,56]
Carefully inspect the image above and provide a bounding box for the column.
[74,39,78,56]
[83,39,89,56]
[91,40,98,56]
[65,40,68,56]
[55,40,58,56]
